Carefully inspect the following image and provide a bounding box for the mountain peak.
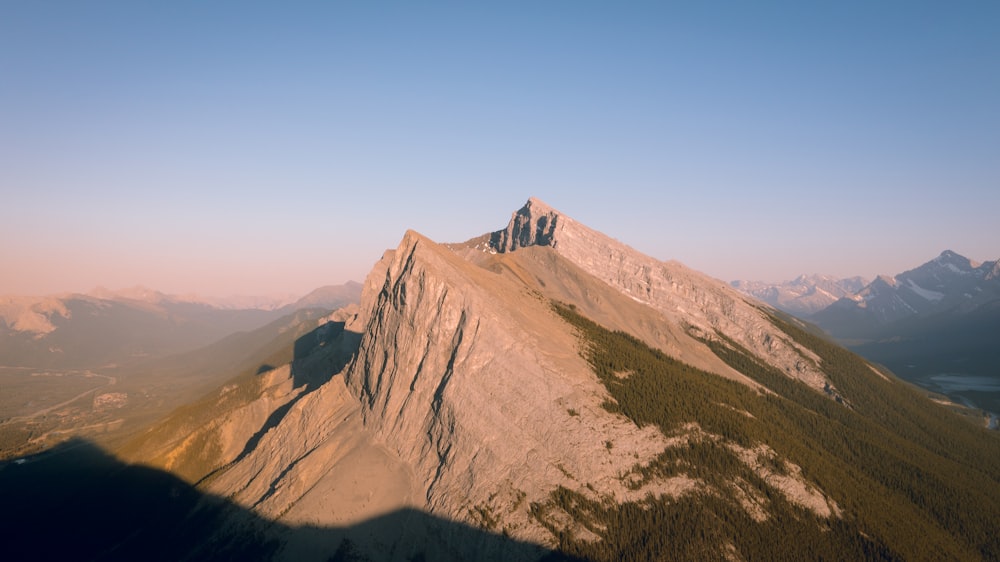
[812,249,1000,337]
[524,195,556,212]
[937,249,960,259]
[88,285,168,303]
[484,197,831,394]
[932,249,978,270]
[489,197,567,253]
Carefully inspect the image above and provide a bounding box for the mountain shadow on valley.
[224,319,362,473]
[0,439,570,562]
[288,319,359,390]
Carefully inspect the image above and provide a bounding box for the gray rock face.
[490,198,831,392]
[190,225,690,559]
[344,230,672,544]
[489,199,562,251]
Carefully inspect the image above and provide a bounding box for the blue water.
[927,374,1000,393]
[909,373,1000,430]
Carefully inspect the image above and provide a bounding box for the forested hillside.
[540,303,1000,561]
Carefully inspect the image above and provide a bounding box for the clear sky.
[2,1,998,297]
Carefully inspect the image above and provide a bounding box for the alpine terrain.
[731,275,869,317]
[811,250,1000,340]
[0,283,362,370]
[808,250,1000,427]
[4,198,999,561]
[0,283,362,459]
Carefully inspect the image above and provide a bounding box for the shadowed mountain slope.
[0,439,565,562]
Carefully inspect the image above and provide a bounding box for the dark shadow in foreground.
[0,439,577,562]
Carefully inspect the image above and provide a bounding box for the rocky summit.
[73,198,1000,561]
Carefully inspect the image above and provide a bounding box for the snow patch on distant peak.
[906,279,944,302]
[933,250,978,272]
[814,287,837,300]
[943,262,970,275]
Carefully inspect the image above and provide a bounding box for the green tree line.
[543,302,1000,561]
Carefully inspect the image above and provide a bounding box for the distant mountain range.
[0,282,361,369]
[810,250,1000,338]
[88,283,364,313]
[87,286,299,311]
[734,251,1000,330]
[734,250,1000,420]
[731,275,869,316]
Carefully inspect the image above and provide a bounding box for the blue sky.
[2,1,998,296]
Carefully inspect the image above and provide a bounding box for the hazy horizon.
[2,231,996,300]
[3,2,998,297]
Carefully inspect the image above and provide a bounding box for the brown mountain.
[107,198,1000,561]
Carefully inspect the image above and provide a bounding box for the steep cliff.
[343,230,674,544]
[180,221,848,558]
